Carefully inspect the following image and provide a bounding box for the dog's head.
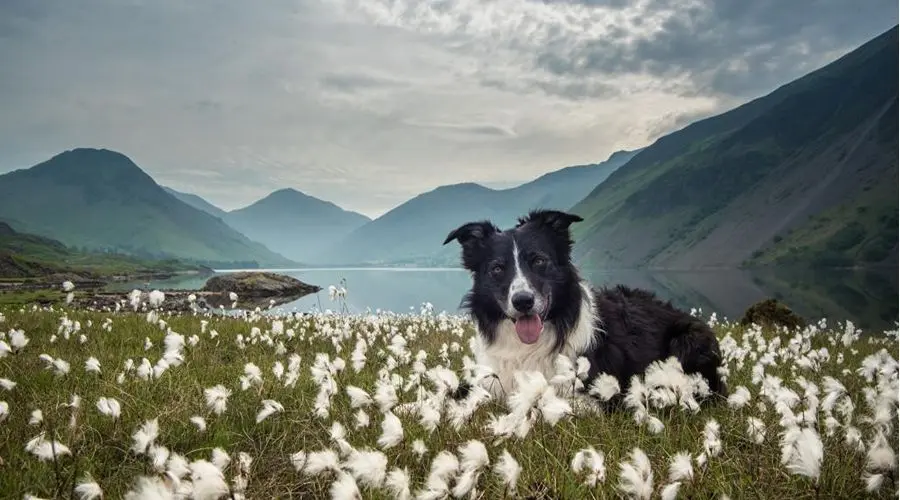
[443,209,584,347]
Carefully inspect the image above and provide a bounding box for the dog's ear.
[443,221,498,246]
[516,210,583,232]
[443,220,499,270]
[516,209,583,255]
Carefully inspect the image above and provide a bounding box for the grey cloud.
[319,71,407,93]
[481,76,621,101]
[186,100,225,114]
[534,0,898,99]
[403,120,517,139]
[547,0,633,7]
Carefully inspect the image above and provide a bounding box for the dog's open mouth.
[511,300,550,345]
[513,314,543,344]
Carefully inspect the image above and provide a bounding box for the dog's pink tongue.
[515,314,543,344]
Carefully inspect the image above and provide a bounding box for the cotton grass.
[0,294,897,499]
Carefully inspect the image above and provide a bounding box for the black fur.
[445,209,726,402]
[585,284,727,399]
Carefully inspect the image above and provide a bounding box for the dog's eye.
[490,264,504,276]
[532,256,547,267]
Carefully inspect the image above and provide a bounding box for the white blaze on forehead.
[507,240,534,311]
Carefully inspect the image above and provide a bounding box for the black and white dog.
[443,209,726,402]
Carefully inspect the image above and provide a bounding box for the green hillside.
[0,148,296,268]
[319,149,640,266]
[0,222,206,279]
[571,26,898,270]
[747,159,897,268]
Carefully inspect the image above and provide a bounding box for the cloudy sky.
[0,0,895,217]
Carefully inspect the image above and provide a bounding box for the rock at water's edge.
[202,272,320,297]
[739,298,806,331]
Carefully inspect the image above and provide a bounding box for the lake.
[107,267,899,333]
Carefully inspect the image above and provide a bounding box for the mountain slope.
[570,26,898,270]
[0,221,207,279]
[319,149,640,265]
[224,188,371,263]
[163,186,228,219]
[0,148,296,267]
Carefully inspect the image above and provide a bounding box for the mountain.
[163,186,228,219]
[317,149,641,265]
[223,188,371,263]
[0,221,207,279]
[570,26,898,270]
[0,148,296,267]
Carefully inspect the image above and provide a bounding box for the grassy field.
[0,291,897,499]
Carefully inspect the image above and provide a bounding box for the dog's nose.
[511,291,535,313]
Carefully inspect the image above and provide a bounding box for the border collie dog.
[443,209,726,403]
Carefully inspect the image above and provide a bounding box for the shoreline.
[0,270,324,312]
[0,268,213,292]
[68,289,315,312]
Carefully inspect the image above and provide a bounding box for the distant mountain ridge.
[0,148,295,267]
[570,26,899,270]
[163,186,228,219]
[223,188,371,263]
[162,185,373,263]
[1,145,644,269]
[314,149,641,265]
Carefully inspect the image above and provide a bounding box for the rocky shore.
[5,271,322,312]
[202,271,320,297]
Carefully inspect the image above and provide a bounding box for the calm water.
[108,267,899,333]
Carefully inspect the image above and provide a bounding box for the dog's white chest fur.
[473,282,598,399]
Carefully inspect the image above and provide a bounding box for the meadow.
[0,285,897,499]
